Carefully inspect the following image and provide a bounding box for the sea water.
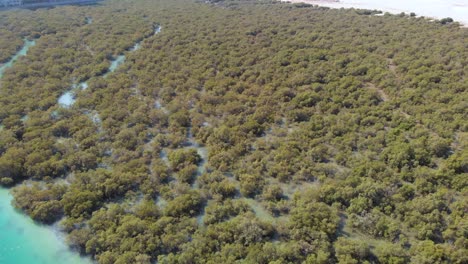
[0,188,93,264]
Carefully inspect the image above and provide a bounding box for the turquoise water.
[0,188,93,264]
[0,39,36,79]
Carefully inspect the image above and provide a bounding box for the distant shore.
[303,0,338,2]
[281,0,468,27]
[286,0,339,2]
[0,0,100,10]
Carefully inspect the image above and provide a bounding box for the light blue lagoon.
[0,188,93,264]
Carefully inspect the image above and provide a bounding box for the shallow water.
[244,198,275,222]
[155,196,167,208]
[0,39,36,79]
[108,55,126,73]
[155,100,162,109]
[105,26,162,76]
[186,128,208,189]
[195,150,207,174]
[79,82,88,90]
[0,188,93,264]
[289,0,468,25]
[130,42,141,51]
[88,111,102,130]
[155,100,169,114]
[154,25,162,35]
[159,149,169,166]
[58,91,76,107]
[196,209,205,227]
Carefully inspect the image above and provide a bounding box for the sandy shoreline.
[281,0,468,27]
[285,0,339,2]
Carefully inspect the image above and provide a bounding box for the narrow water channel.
[107,55,126,74]
[186,127,208,189]
[0,39,35,79]
[58,24,163,107]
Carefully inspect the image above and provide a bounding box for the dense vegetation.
[0,0,467,263]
